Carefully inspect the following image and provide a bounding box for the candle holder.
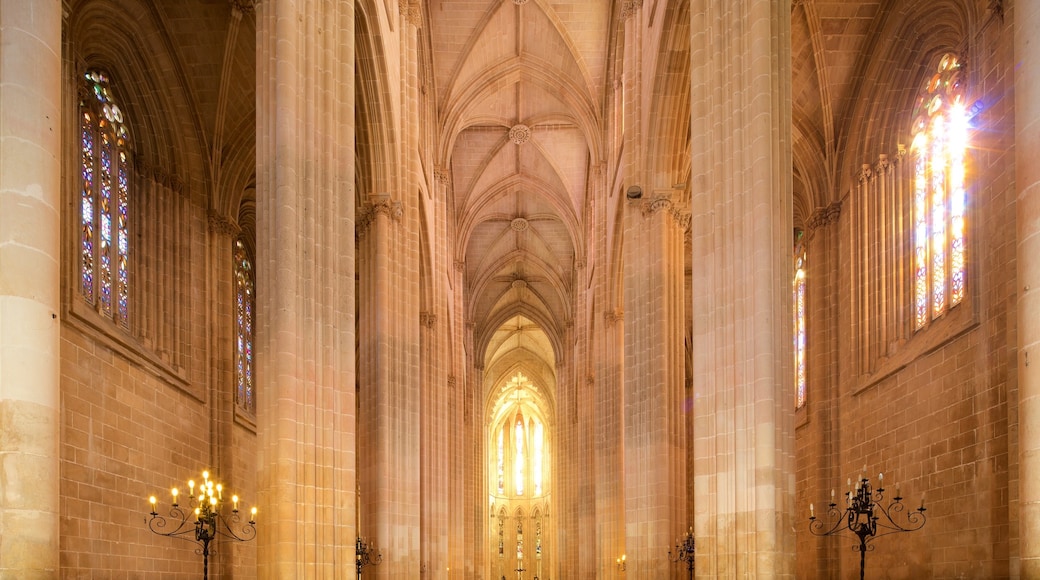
[616,553,626,571]
[146,470,256,580]
[356,535,382,578]
[669,528,695,580]
[809,475,926,580]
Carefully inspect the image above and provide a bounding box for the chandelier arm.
[214,511,258,543]
[146,506,200,541]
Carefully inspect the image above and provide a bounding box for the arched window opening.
[514,410,525,496]
[793,234,807,409]
[234,238,255,415]
[80,70,131,327]
[910,53,968,331]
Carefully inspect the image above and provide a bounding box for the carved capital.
[574,259,586,270]
[876,153,891,175]
[858,163,873,182]
[358,195,403,236]
[229,0,254,15]
[454,260,466,271]
[640,196,672,218]
[420,311,436,329]
[208,211,239,237]
[434,165,450,185]
[805,202,842,238]
[670,208,691,233]
[604,309,624,325]
[621,0,643,20]
[448,375,457,391]
[400,1,421,27]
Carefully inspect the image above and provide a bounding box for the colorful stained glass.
[793,242,806,409]
[81,112,96,303]
[81,70,130,326]
[910,54,968,331]
[234,239,256,414]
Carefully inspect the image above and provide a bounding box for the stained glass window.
[497,428,505,495]
[514,412,525,496]
[80,70,130,328]
[910,54,968,331]
[533,421,543,496]
[234,239,256,415]
[793,237,806,409]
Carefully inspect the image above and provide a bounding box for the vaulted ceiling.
[428,1,611,387]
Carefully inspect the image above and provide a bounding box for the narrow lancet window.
[80,70,131,327]
[234,239,256,415]
[793,237,807,409]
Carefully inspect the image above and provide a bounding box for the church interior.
[1,0,1037,577]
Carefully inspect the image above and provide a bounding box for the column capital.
[420,311,436,329]
[805,202,841,242]
[208,210,240,237]
[358,195,403,236]
[621,0,643,20]
[229,0,254,15]
[639,196,672,218]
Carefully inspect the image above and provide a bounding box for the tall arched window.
[793,235,806,409]
[910,53,968,331]
[80,70,131,327]
[513,411,525,496]
[234,238,256,415]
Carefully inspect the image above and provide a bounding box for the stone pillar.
[0,0,61,575]
[798,204,842,577]
[1017,0,1040,575]
[622,196,687,578]
[689,0,795,577]
[254,0,357,576]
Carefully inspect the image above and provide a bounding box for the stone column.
[798,204,842,577]
[622,196,687,578]
[689,0,795,577]
[0,0,61,575]
[1017,0,1040,575]
[254,0,357,576]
